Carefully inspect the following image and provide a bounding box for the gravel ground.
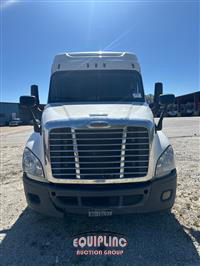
[0,117,200,266]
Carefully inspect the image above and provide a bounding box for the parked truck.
[20,51,176,217]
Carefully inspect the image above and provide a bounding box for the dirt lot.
[0,117,200,266]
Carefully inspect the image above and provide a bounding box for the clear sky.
[1,0,199,103]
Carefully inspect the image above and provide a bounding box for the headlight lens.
[155,145,175,178]
[23,148,44,177]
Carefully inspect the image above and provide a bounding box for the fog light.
[28,193,40,204]
[161,190,172,201]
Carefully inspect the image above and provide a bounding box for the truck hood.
[42,103,154,128]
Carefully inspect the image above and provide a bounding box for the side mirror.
[19,96,40,133]
[156,94,175,131]
[152,82,163,117]
[154,82,163,104]
[159,94,175,105]
[31,85,40,105]
[20,96,36,108]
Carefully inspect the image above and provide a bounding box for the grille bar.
[50,137,148,140]
[51,154,149,159]
[71,128,80,179]
[50,143,148,147]
[50,132,148,135]
[51,160,148,164]
[120,127,127,178]
[52,166,148,170]
[50,148,149,152]
[52,172,148,176]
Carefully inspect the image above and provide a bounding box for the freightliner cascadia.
[20,51,176,217]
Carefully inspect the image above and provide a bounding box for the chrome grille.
[49,126,149,179]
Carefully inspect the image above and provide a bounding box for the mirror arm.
[156,104,168,131]
[32,104,43,114]
[28,107,41,133]
[37,106,42,112]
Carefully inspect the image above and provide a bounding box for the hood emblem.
[88,121,110,128]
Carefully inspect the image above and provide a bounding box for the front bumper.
[23,170,177,218]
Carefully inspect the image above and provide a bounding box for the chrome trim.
[50,148,148,152]
[51,154,148,158]
[51,160,148,164]
[120,127,127,178]
[88,121,110,128]
[44,177,150,184]
[53,172,147,176]
[49,137,148,140]
[50,132,148,135]
[52,166,148,170]
[71,128,80,179]
[50,143,148,147]
[44,120,154,184]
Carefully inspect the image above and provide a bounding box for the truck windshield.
[48,70,145,103]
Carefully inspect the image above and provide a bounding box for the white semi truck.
[20,51,176,217]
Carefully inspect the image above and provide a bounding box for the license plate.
[88,209,113,217]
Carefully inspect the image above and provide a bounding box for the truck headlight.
[23,148,44,178]
[155,146,175,178]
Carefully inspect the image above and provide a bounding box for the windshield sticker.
[132,93,142,98]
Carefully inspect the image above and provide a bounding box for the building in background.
[0,102,20,126]
[176,91,200,116]
[0,102,45,126]
[147,91,200,117]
